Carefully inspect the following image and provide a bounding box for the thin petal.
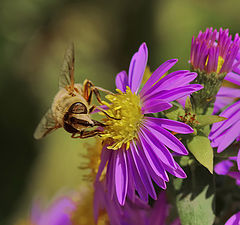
[217,120,240,153]
[126,149,148,202]
[225,72,240,86]
[225,211,240,225]
[145,117,194,134]
[142,99,172,114]
[140,126,178,169]
[130,142,157,199]
[144,120,188,155]
[115,149,128,205]
[138,131,170,181]
[140,59,178,95]
[143,84,203,103]
[142,71,197,99]
[115,71,128,92]
[106,151,116,200]
[210,101,240,136]
[128,43,148,93]
[96,146,111,181]
[162,162,187,178]
[136,141,168,187]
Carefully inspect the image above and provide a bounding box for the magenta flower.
[214,152,240,186]
[94,180,180,225]
[31,196,76,225]
[225,211,240,225]
[97,42,203,205]
[190,27,240,74]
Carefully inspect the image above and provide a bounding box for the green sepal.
[196,115,226,128]
[186,132,213,173]
[163,102,185,121]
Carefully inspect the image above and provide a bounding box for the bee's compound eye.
[69,102,87,114]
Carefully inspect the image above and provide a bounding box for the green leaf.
[196,115,226,128]
[173,164,215,225]
[163,102,185,121]
[186,133,213,173]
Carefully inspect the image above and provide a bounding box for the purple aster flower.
[225,211,240,225]
[189,28,240,114]
[31,196,76,225]
[97,42,203,205]
[190,27,240,74]
[94,180,180,225]
[215,153,240,186]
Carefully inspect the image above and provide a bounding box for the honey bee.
[34,44,111,139]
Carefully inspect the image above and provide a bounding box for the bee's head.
[66,102,95,129]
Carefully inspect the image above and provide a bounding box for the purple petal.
[162,162,187,178]
[217,120,240,153]
[144,120,188,155]
[138,131,170,181]
[225,211,240,225]
[140,59,178,95]
[216,87,240,98]
[115,149,128,205]
[126,149,148,202]
[96,146,111,181]
[210,102,240,137]
[142,99,172,114]
[214,160,233,175]
[128,43,148,93]
[140,126,178,169]
[93,181,105,222]
[106,150,116,200]
[148,192,170,225]
[115,71,128,92]
[225,72,240,86]
[145,117,194,134]
[141,70,197,99]
[143,84,203,103]
[130,142,157,199]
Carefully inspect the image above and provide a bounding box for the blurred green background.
[1,0,240,224]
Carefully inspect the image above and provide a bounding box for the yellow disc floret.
[101,86,143,150]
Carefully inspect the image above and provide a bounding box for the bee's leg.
[92,119,106,127]
[89,105,96,113]
[83,80,113,105]
[73,129,103,139]
[83,80,94,105]
[71,133,80,138]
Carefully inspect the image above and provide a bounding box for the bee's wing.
[33,109,59,139]
[59,43,75,89]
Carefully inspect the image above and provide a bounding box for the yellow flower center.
[101,86,143,150]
